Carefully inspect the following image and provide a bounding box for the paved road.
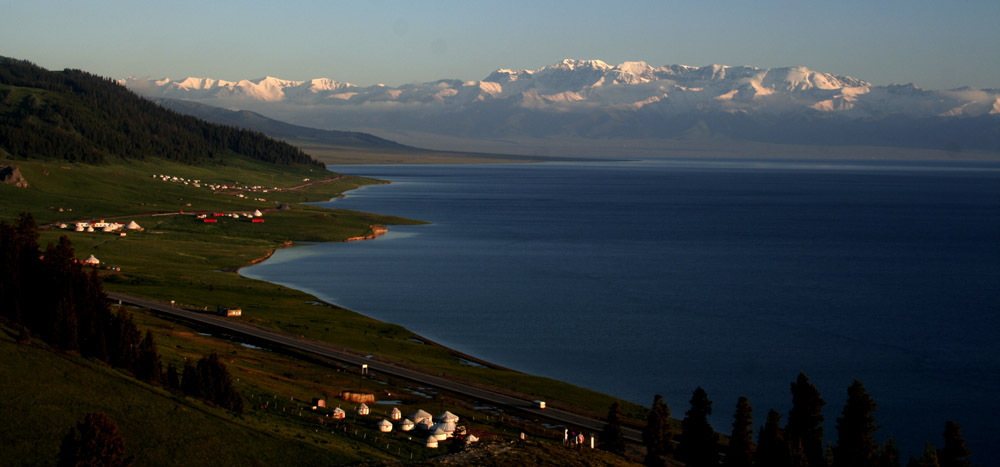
[107,292,643,443]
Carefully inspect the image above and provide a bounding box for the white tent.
[417,418,434,431]
[126,221,142,230]
[377,419,393,433]
[466,434,479,444]
[431,422,455,439]
[425,436,438,448]
[332,407,346,420]
[390,407,402,420]
[102,225,117,233]
[253,209,264,217]
[435,411,459,424]
[409,409,433,424]
[398,418,415,431]
[356,403,370,416]
[431,426,449,441]
[83,255,99,265]
[86,226,95,232]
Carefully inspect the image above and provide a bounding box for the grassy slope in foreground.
[0,323,378,466]
[0,157,646,420]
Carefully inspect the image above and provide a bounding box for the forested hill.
[0,57,321,167]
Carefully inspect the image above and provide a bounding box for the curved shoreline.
[232,193,514,373]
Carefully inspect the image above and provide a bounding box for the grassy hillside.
[0,57,319,166]
[0,323,382,465]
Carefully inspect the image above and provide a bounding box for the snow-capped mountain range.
[123,60,1000,152]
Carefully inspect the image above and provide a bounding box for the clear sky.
[2,0,998,90]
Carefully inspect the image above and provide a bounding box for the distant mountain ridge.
[123,59,1000,152]
[153,98,415,150]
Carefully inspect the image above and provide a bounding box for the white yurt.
[466,434,479,445]
[425,436,438,449]
[417,418,434,431]
[431,426,449,441]
[332,407,346,420]
[253,209,264,217]
[126,221,142,230]
[377,419,393,433]
[398,418,415,431]
[356,403,370,416]
[435,411,459,424]
[86,226,95,232]
[75,225,84,232]
[431,421,456,438]
[83,255,99,265]
[102,225,117,233]
[390,407,402,420]
[409,409,433,425]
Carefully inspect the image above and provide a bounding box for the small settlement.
[312,401,479,450]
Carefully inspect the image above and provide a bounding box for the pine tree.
[756,409,789,467]
[165,362,180,391]
[678,386,719,467]
[109,309,140,373]
[877,436,902,467]
[908,442,940,467]
[599,401,626,455]
[725,396,754,467]
[938,421,971,467]
[135,331,162,384]
[787,372,826,467]
[202,352,244,413]
[77,267,112,361]
[58,412,133,467]
[643,394,673,466]
[833,380,879,467]
[180,359,200,398]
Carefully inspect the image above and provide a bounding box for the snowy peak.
[123,60,997,120]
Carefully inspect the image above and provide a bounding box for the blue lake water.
[241,159,1000,461]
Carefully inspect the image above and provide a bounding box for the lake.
[241,159,1000,461]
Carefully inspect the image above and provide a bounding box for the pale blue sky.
[2,0,998,89]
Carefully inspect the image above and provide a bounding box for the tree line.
[0,213,242,413]
[598,372,972,467]
[0,56,322,167]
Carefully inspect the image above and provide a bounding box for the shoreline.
[233,185,517,374]
[238,241,518,374]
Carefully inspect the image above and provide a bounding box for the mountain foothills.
[151,98,416,151]
[0,57,320,166]
[124,59,1000,153]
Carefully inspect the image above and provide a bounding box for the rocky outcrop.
[0,166,28,188]
[343,225,388,242]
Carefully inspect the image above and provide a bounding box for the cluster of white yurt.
[347,406,471,449]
